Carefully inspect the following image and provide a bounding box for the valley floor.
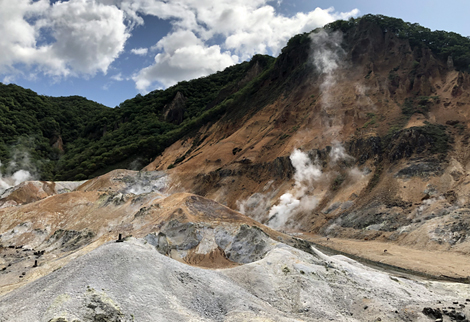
[302,233,470,282]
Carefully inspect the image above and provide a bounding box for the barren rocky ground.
[0,170,469,321]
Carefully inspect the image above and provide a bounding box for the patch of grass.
[331,174,346,191]
[174,155,185,164]
[402,96,439,117]
[362,113,377,128]
[455,123,466,132]
[386,115,409,136]
[421,122,450,154]
[290,125,300,133]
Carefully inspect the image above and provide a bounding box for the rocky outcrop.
[163,91,186,125]
[386,125,449,162]
[51,135,64,152]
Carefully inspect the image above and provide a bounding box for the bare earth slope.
[142,19,470,267]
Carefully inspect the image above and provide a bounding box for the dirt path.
[299,233,470,281]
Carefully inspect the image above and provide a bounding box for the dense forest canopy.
[1,14,470,181]
[0,84,109,179]
[0,55,275,180]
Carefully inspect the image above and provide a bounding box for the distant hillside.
[0,55,275,180]
[0,84,109,179]
[55,55,275,180]
[1,14,470,182]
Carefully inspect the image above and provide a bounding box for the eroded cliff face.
[163,91,187,125]
[144,20,470,256]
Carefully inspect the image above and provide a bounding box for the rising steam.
[237,180,276,223]
[0,143,38,197]
[123,171,169,195]
[267,143,364,230]
[310,29,345,111]
[267,149,322,229]
[0,161,33,196]
[330,141,354,164]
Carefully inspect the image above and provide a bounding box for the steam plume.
[267,149,322,229]
[310,29,345,110]
[0,142,38,196]
[237,190,274,223]
[0,161,32,196]
[267,143,364,230]
[124,171,168,195]
[330,141,354,164]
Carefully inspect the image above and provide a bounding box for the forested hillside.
[0,85,109,179]
[0,55,275,180]
[56,55,275,180]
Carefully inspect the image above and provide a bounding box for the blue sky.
[1,0,469,107]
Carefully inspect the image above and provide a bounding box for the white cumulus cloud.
[133,29,238,90]
[111,73,124,81]
[131,47,148,55]
[0,0,359,93]
[0,0,129,78]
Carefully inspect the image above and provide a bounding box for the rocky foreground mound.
[2,237,470,322]
[0,170,470,321]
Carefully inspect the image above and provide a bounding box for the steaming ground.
[310,29,345,113]
[265,28,365,230]
[266,143,363,230]
[0,168,32,196]
[267,149,322,229]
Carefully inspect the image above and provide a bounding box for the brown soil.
[301,233,470,281]
[183,247,240,269]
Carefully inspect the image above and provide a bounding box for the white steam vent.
[267,149,322,229]
[123,171,169,195]
[0,160,33,197]
[267,143,364,230]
